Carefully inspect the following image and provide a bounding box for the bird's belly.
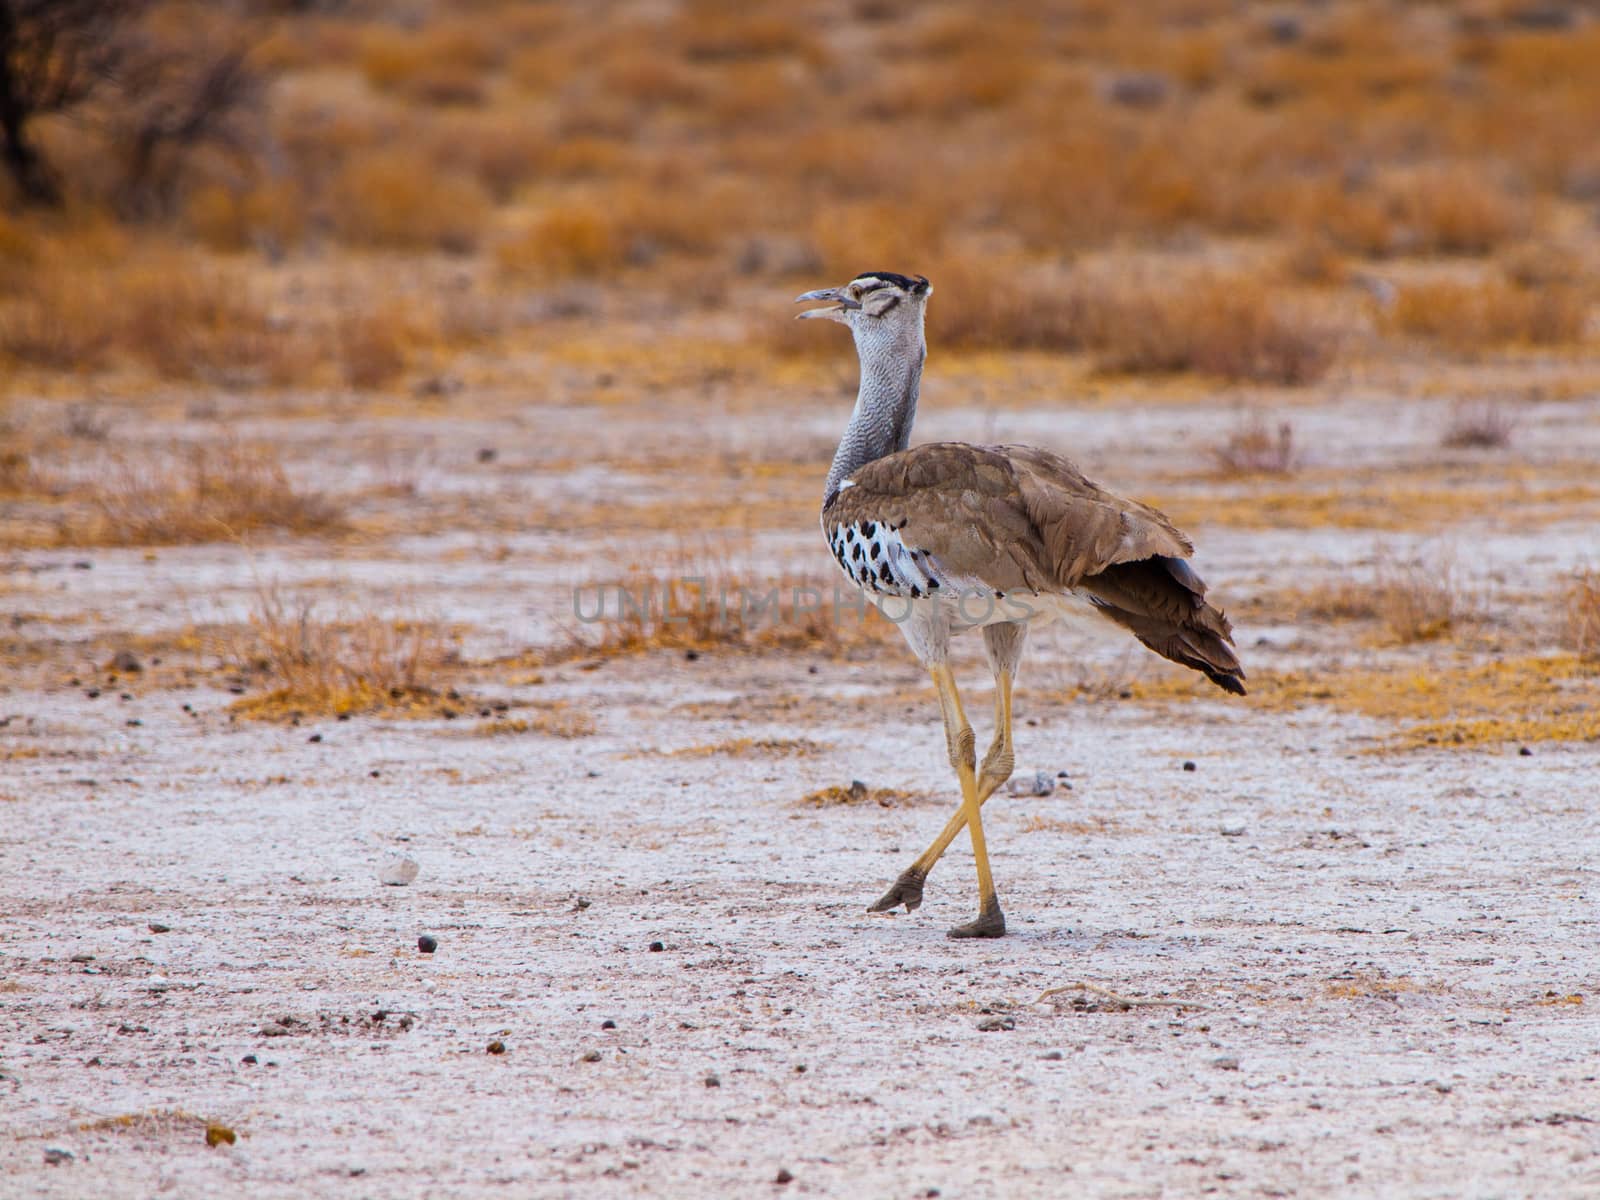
[863,587,1101,631]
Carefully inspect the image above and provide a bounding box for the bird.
[795,270,1246,939]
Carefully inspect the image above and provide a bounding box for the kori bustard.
[797,271,1246,939]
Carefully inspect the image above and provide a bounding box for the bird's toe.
[867,867,927,914]
[947,898,1006,939]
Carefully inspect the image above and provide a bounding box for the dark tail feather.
[1079,556,1247,696]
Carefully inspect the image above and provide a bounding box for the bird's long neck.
[824,333,924,506]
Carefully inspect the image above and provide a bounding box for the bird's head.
[795,271,931,353]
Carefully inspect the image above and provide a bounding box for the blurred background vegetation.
[2,0,1598,393]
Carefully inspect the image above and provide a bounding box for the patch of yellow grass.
[65,443,343,546]
[798,781,930,808]
[1131,654,1599,750]
[664,737,828,758]
[1327,971,1421,1000]
[468,707,596,738]
[1385,278,1590,349]
[223,587,460,722]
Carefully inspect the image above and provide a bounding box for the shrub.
[1386,278,1589,349]
[1084,274,1338,385]
[329,151,492,253]
[496,208,626,279]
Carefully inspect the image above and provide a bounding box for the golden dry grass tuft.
[1562,570,1600,662]
[497,208,626,279]
[469,706,596,738]
[1385,278,1590,349]
[665,737,827,758]
[224,586,460,721]
[329,150,492,253]
[1132,654,1599,750]
[70,443,343,546]
[1084,274,1339,385]
[1210,414,1299,476]
[798,781,929,808]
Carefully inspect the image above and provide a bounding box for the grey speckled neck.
[823,335,925,508]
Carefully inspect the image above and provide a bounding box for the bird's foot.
[947,896,1006,940]
[867,866,927,914]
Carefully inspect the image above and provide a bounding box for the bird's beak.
[794,287,860,321]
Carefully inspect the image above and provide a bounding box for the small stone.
[379,857,419,887]
[477,447,497,462]
[1519,746,1533,757]
[601,1019,616,1030]
[1219,825,1246,838]
[582,1050,602,1063]
[977,1016,1016,1032]
[1040,1049,1064,1060]
[260,1023,289,1037]
[69,953,94,963]
[1006,770,1055,797]
[1212,1055,1241,1071]
[308,733,322,743]
[44,1147,74,1165]
[487,1040,506,1055]
[703,1073,721,1087]
[370,770,381,778]
[648,940,665,953]
[775,1168,794,1185]
[684,649,699,661]
[242,1054,257,1064]
[148,923,170,933]
[110,650,143,673]
[417,935,438,954]
[205,1124,236,1147]
[1182,760,1197,772]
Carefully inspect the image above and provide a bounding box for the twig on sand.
[1035,982,1211,1011]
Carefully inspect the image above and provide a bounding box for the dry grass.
[1210,414,1299,476]
[1132,654,1600,750]
[797,781,929,808]
[1562,570,1600,662]
[69,443,343,546]
[1442,401,1516,450]
[497,209,626,279]
[552,551,893,662]
[328,151,491,254]
[1365,554,1473,645]
[1386,278,1590,349]
[470,706,596,738]
[664,737,827,758]
[224,586,459,721]
[1083,274,1338,385]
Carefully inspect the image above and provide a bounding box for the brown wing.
[825,443,1190,591]
[824,442,1245,694]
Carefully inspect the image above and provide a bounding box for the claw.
[867,866,927,914]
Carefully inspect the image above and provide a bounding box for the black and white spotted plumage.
[824,511,951,601]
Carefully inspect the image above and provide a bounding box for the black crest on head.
[856,272,930,295]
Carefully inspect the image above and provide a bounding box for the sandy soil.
[4,370,1600,1197]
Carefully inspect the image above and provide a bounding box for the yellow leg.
[868,669,1015,922]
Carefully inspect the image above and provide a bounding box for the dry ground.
[5,2,1600,1195]
[3,354,1599,1198]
